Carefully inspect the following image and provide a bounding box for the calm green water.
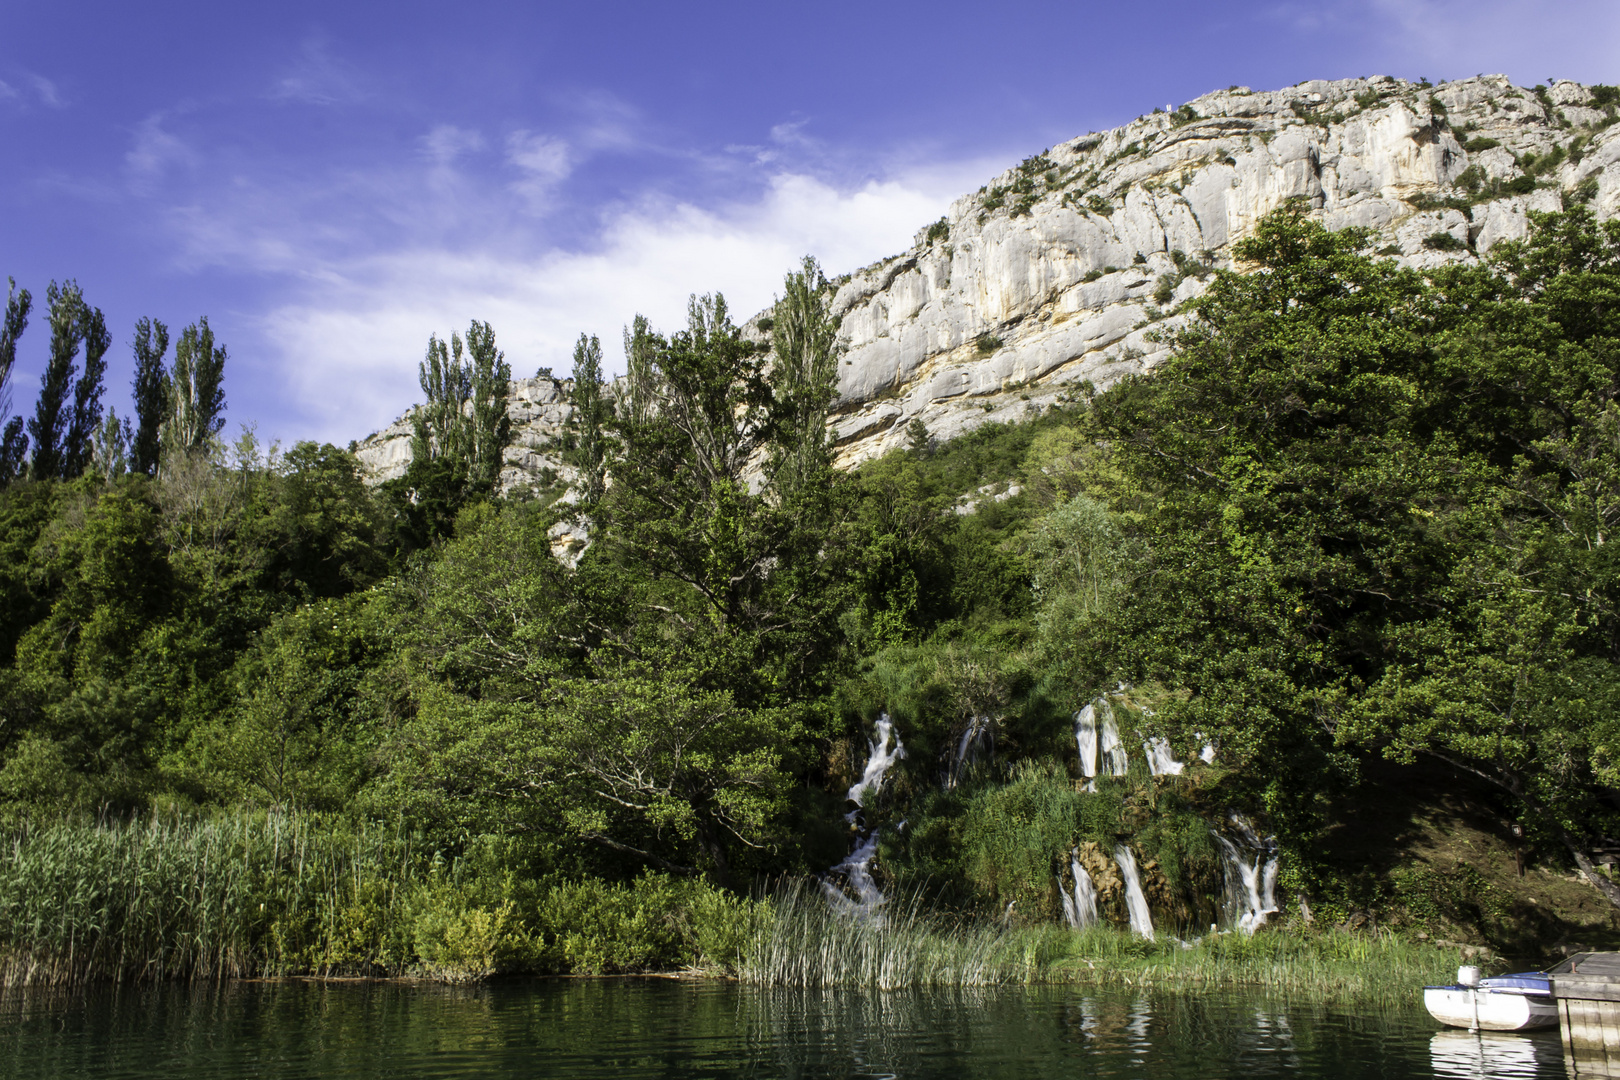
[0,978,1568,1079]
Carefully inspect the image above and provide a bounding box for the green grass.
[740,880,1466,1000]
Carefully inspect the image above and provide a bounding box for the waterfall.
[1214,813,1279,934]
[824,715,906,918]
[1114,844,1155,940]
[948,715,992,789]
[1058,847,1099,929]
[1099,700,1129,776]
[1142,736,1184,776]
[1073,704,1099,779]
[847,714,905,809]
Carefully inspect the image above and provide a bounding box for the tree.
[90,409,130,484]
[130,317,170,476]
[768,256,841,504]
[1081,205,1620,911]
[605,294,777,637]
[63,301,109,479]
[0,279,31,487]
[564,333,610,505]
[409,320,510,495]
[28,281,84,481]
[164,317,227,459]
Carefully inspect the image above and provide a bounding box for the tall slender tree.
[621,313,655,428]
[0,278,31,486]
[564,333,609,504]
[410,321,509,495]
[164,317,227,459]
[130,316,170,476]
[767,255,841,504]
[28,280,84,481]
[412,331,474,467]
[463,319,510,494]
[64,302,110,479]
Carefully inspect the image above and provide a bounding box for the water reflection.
[1429,1029,1566,1079]
[0,978,1572,1079]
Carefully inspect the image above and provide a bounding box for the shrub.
[975,334,1003,355]
[1463,136,1500,152]
[1572,177,1599,204]
[1422,232,1467,252]
[1086,195,1115,217]
[925,218,949,245]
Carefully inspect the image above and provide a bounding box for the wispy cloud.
[232,164,985,444]
[506,130,572,210]
[0,71,65,109]
[125,112,196,185]
[1265,0,1620,82]
[270,37,364,106]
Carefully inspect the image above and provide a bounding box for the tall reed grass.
[0,812,418,986]
[739,880,1465,1000]
[739,880,1054,989]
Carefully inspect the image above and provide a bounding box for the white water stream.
[1057,847,1100,929]
[1114,845,1156,940]
[823,715,906,919]
[1214,813,1279,934]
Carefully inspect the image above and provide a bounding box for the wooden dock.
[1552,953,1620,1077]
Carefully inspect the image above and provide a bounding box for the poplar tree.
[564,333,609,505]
[463,320,510,493]
[410,320,510,495]
[768,255,840,504]
[130,317,170,476]
[28,280,84,481]
[0,278,30,486]
[63,302,110,479]
[164,317,227,458]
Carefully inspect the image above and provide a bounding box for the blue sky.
[2,0,1617,448]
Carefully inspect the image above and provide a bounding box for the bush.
[1422,232,1467,252]
[925,218,949,246]
[975,334,1003,355]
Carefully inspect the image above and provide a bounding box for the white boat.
[1424,968,1557,1032]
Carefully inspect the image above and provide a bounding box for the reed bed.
[739,880,1050,989]
[0,812,419,987]
[739,880,1465,1000]
[1034,925,1465,1002]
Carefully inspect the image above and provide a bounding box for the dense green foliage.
[3,209,1620,981]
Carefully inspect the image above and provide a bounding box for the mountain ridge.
[354,73,1620,491]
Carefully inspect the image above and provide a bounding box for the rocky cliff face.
[355,74,1620,488]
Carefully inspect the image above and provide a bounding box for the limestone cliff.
[355,74,1620,488]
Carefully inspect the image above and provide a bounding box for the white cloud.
[270,38,363,106]
[29,74,62,108]
[1269,0,1620,82]
[506,130,572,209]
[125,113,195,183]
[247,164,988,445]
[0,72,65,109]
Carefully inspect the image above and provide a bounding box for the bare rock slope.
[356,75,1620,489]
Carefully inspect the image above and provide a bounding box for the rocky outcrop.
[356,74,1620,487]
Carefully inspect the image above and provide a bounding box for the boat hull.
[1424,987,1558,1032]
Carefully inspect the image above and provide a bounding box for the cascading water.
[1057,847,1099,929]
[1141,736,1184,776]
[1114,845,1156,940]
[823,715,906,918]
[947,715,992,789]
[1099,702,1129,777]
[1213,813,1279,934]
[1073,704,1099,780]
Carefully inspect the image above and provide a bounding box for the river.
[0,978,1568,1078]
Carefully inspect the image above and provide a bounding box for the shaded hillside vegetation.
[2,207,1620,981]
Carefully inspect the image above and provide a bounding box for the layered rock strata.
[355,75,1620,488]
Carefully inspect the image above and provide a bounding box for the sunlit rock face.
[356,75,1620,488]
